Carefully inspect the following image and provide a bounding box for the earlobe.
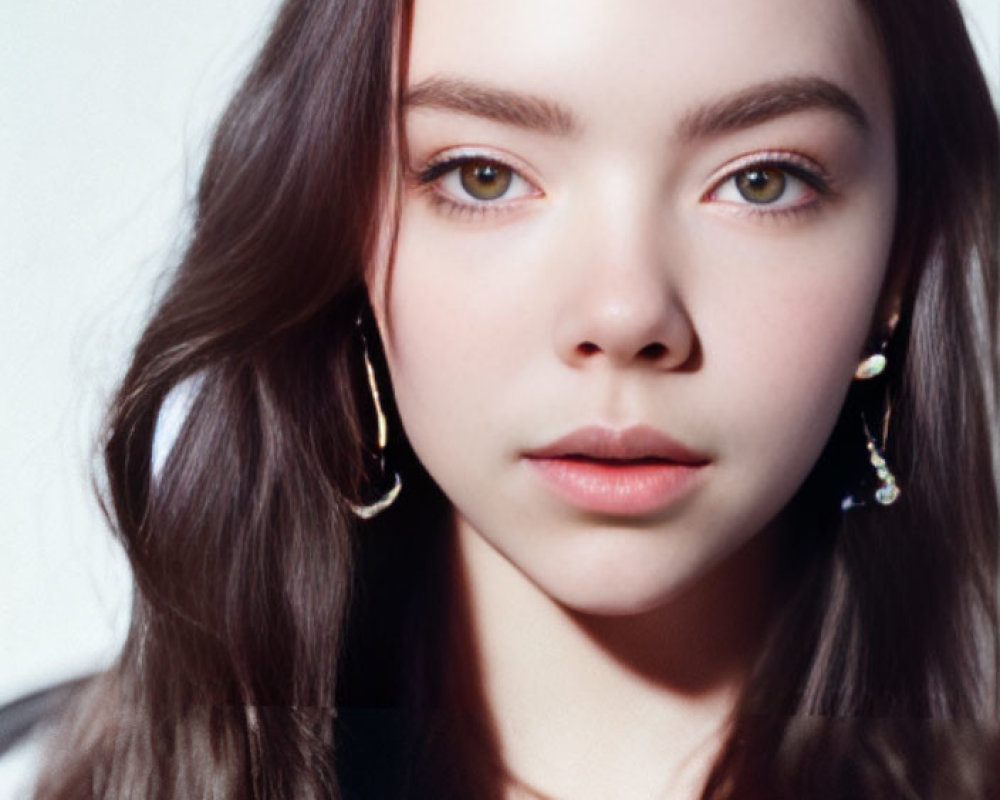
[364,278,388,339]
[872,246,907,343]
[363,226,395,346]
[879,307,901,342]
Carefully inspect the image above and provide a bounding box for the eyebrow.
[403,75,869,140]
[404,77,578,136]
[676,77,870,139]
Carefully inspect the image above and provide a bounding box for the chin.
[529,543,713,618]
[524,517,775,623]
[554,589,681,619]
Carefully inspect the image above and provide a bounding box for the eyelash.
[703,151,833,220]
[415,152,540,220]
[413,149,833,222]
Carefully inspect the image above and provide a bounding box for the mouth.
[523,425,710,517]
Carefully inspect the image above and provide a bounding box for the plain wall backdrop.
[2,0,998,712]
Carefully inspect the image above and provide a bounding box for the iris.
[735,167,786,204]
[459,161,513,200]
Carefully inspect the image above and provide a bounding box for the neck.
[447,519,780,800]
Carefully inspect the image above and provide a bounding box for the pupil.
[476,165,499,184]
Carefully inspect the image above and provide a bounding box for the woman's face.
[369,0,896,614]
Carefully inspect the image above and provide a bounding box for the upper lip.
[524,425,710,464]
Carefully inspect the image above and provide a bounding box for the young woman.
[27,0,1000,797]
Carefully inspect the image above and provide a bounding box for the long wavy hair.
[34,0,1000,798]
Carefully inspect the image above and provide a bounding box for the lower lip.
[526,457,706,516]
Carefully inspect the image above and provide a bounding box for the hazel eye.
[709,160,822,211]
[459,160,513,200]
[735,167,786,204]
[420,153,540,212]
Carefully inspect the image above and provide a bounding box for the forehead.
[407,0,892,138]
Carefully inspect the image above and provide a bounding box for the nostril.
[578,341,601,356]
[638,342,668,360]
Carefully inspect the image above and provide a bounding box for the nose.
[553,213,695,372]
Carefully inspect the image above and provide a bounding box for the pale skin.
[367,0,898,797]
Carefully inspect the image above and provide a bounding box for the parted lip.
[524,425,710,464]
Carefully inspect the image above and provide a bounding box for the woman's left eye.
[707,159,827,212]
[418,155,539,213]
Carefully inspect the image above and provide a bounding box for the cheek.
[377,219,532,484]
[693,207,895,496]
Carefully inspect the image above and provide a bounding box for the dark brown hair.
[33,0,999,798]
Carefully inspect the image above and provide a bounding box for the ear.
[870,247,909,345]
[364,177,403,344]
[874,297,902,343]
[364,224,395,346]
[364,127,406,345]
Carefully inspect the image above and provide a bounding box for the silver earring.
[854,313,898,380]
[841,359,902,511]
[842,318,902,510]
[854,352,887,380]
[863,411,901,506]
[349,316,402,520]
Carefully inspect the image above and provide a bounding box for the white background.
[2,1,998,707]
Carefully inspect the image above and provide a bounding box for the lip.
[523,425,710,516]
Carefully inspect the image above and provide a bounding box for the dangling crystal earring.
[862,408,901,506]
[841,405,902,511]
[841,341,902,510]
[349,315,402,520]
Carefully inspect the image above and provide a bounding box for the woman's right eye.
[418,155,541,216]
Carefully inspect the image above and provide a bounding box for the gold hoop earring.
[349,315,402,520]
